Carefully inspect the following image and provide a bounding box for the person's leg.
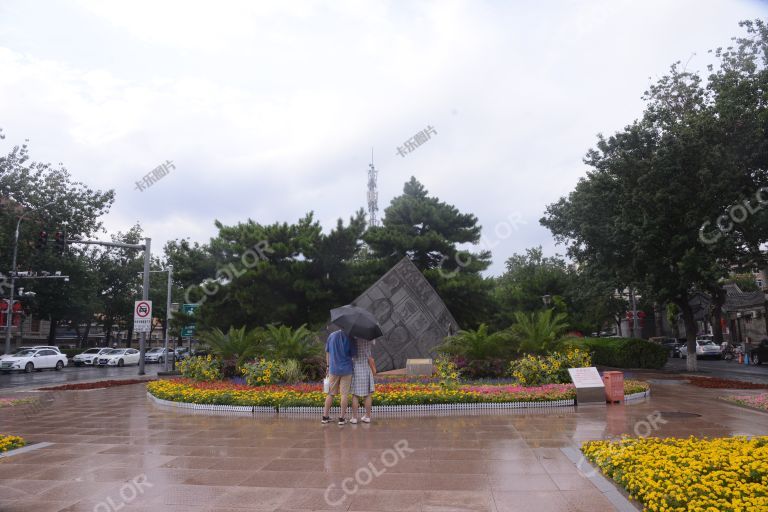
[364,394,372,418]
[339,375,352,422]
[323,375,340,422]
[352,395,360,420]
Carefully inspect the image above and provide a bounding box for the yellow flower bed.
[582,436,768,511]
[0,434,25,453]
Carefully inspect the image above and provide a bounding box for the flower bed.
[0,397,38,408]
[582,436,768,511]
[686,376,768,389]
[723,393,768,411]
[39,379,155,391]
[0,434,25,453]
[147,379,649,408]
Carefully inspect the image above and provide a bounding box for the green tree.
[365,177,493,327]
[439,323,515,360]
[264,323,322,360]
[199,326,265,369]
[542,21,768,370]
[509,309,569,354]
[0,135,114,345]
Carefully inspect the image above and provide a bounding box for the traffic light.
[35,230,48,251]
[54,231,66,254]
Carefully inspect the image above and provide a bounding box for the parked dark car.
[750,339,768,365]
[650,337,683,358]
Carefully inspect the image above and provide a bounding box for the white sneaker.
[349,418,358,424]
[361,416,371,423]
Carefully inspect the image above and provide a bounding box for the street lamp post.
[4,200,56,355]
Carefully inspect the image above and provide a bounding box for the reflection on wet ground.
[0,380,765,511]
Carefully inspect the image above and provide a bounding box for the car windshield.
[16,350,37,357]
[84,348,101,354]
[106,349,124,355]
[147,348,162,353]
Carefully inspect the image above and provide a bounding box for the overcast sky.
[1,0,765,275]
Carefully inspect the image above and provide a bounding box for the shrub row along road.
[0,364,164,390]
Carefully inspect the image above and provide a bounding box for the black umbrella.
[330,305,383,340]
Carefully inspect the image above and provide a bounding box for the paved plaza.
[1,380,767,512]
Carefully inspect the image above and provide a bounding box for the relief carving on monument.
[351,257,460,371]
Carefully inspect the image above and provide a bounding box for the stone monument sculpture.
[351,257,460,371]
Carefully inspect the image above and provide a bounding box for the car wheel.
[55,361,64,371]
[118,359,124,367]
[752,353,761,365]
[158,357,164,364]
[24,362,33,373]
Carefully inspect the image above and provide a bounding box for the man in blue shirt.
[322,329,354,425]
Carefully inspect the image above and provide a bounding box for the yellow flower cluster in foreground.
[582,436,768,511]
[0,434,25,453]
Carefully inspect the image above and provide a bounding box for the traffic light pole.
[3,216,23,356]
[67,237,152,375]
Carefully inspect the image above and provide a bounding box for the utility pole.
[138,238,150,376]
[164,265,172,372]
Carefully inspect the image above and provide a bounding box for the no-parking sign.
[133,300,152,333]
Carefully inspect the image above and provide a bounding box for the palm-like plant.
[264,324,322,361]
[199,326,265,369]
[510,309,569,354]
[439,324,514,361]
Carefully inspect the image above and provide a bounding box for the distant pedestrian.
[350,338,376,424]
[322,329,354,425]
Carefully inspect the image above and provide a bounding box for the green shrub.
[278,359,305,384]
[177,355,221,381]
[433,355,460,388]
[508,348,592,386]
[558,337,667,369]
[301,355,326,381]
[240,359,283,386]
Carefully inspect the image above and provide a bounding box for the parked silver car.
[681,339,722,359]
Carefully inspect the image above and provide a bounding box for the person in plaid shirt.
[349,338,376,424]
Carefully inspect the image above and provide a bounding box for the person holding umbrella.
[323,306,383,426]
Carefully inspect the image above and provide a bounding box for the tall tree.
[365,177,493,327]
[0,135,114,345]
[542,20,768,370]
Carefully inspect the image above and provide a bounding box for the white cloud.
[0,0,765,274]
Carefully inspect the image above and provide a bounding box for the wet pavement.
[0,364,164,390]
[0,381,766,512]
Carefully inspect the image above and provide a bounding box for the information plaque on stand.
[567,367,606,405]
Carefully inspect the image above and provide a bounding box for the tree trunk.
[47,318,57,344]
[654,303,664,336]
[126,324,134,348]
[678,299,698,371]
[74,324,82,348]
[708,287,725,345]
[81,322,92,348]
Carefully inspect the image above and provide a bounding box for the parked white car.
[681,339,722,359]
[0,345,63,360]
[0,348,68,373]
[144,347,173,364]
[97,348,140,367]
[73,348,113,366]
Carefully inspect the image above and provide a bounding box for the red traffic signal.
[35,230,48,250]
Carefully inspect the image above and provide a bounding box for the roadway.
[0,362,166,390]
